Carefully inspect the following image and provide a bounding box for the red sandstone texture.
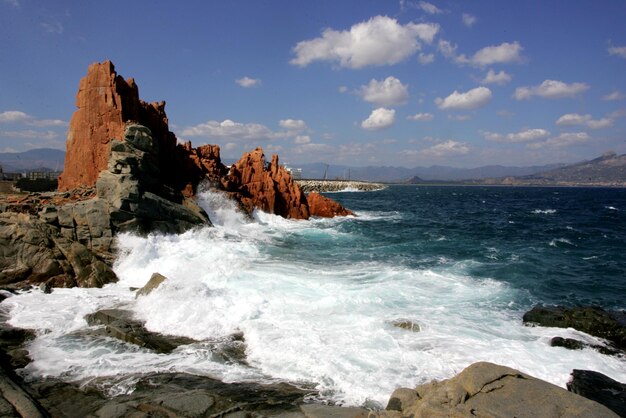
[222,148,309,219]
[58,60,351,220]
[307,192,354,218]
[58,61,177,191]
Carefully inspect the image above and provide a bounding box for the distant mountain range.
[2,148,625,185]
[298,162,564,182]
[0,148,65,172]
[498,151,626,186]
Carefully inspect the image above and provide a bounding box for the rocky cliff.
[58,60,351,220]
[1,124,209,289]
[58,61,177,192]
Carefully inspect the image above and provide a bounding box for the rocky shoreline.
[0,60,624,417]
[296,180,386,193]
[0,299,624,417]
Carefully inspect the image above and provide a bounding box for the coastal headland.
[0,61,624,417]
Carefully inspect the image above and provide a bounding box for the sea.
[2,185,626,407]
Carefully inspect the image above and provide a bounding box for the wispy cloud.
[462,13,477,28]
[435,86,492,110]
[513,80,589,100]
[0,110,68,127]
[417,140,470,158]
[417,1,443,14]
[481,69,512,86]
[555,113,613,129]
[407,112,434,121]
[279,119,307,131]
[483,128,551,143]
[41,21,64,34]
[439,40,523,67]
[182,119,289,142]
[235,76,261,88]
[608,45,626,59]
[603,90,625,101]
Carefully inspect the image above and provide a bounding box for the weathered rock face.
[374,362,619,418]
[307,192,354,218]
[222,148,310,219]
[0,124,210,289]
[58,61,177,192]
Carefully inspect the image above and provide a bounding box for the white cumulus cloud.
[357,76,409,106]
[514,80,589,100]
[279,119,307,131]
[556,113,613,129]
[361,108,396,130]
[290,16,439,69]
[407,112,434,121]
[235,76,261,87]
[294,135,311,144]
[481,69,512,85]
[435,86,492,110]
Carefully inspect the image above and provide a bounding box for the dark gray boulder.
[84,309,196,354]
[568,370,626,417]
[524,306,626,351]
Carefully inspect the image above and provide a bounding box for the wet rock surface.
[29,373,313,418]
[567,370,626,418]
[84,309,197,354]
[524,306,626,351]
[306,192,354,218]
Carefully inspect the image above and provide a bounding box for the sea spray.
[2,186,626,407]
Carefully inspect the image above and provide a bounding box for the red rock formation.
[58,61,177,191]
[222,148,310,219]
[307,192,354,218]
[58,60,351,220]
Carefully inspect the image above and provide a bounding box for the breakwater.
[297,179,386,193]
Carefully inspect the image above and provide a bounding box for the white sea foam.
[606,206,619,211]
[532,209,557,214]
[549,238,575,247]
[3,189,626,407]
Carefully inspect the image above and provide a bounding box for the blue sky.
[1,0,625,168]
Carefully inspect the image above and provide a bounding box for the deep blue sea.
[2,185,625,406]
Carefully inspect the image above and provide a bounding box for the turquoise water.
[3,185,626,406]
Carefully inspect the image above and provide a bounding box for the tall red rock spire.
[58,61,176,191]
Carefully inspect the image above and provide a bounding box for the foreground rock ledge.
[373,362,619,418]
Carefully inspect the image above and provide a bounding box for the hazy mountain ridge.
[520,151,626,184]
[0,148,65,172]
[299,162,564,182]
